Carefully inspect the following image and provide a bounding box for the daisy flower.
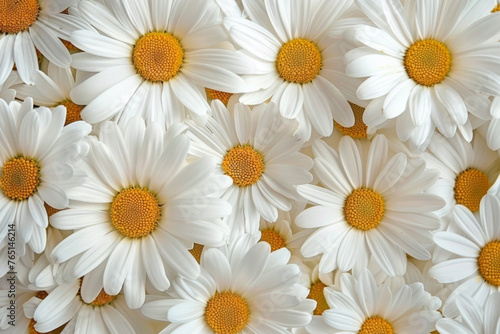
[429,194,500,318]
[346,0,500,150]
[296,135,444,276]
[69,0,254,127]
[49,118,232,309]
[0,98,91,255]
[436,292,500,334]
[186,100,313,238]
[225,0,357,140]
[424,132,500,218]
[141,234,315,333]
[29,278,155,333]
[0,0,91,85]
[310,269,441,334]
[14,63,87,125]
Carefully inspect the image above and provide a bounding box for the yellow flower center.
[1,157,40,200]
[60,100,84,125]
[259,229,286,252]
[344,189,384,231]
[222,145,265,187]
[132,32,184,82]
[334,102,368,139]
[110,187,161,238]
[404,39,451,86]
[206,88,233,106]
[205,291,250,334]
[44,202,61,217]
[0,0,39,34]
[307,281,329,316]
[189,243,204,264]
[492,4,500,12]
[89,289,117,306]
[478,240,500,286]
[454,168,490,212]
[359,316,394,334]
[276,38,322,83]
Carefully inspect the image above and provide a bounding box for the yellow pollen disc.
[334,102,368,139]
[189,243,204,264]
[404,39,451,86]
[359,316,394,334]
[206,88,233,106]
[492,4,500,12]
[307,281,329,315]
[44,203,61,217]
[1,157,40,200]
[205,291,250,334]
[259,229,286,252]
[478,240,500,286]
[276,38,322,83]
[0,0,39,34]
[344,188,384,231]
[89,289,117,306]
[454,168,490,212]
[133,32,184,82]
[59,100,84,125]
[110,187,160,238]
[35,290,48,300]
[222,145,265,187]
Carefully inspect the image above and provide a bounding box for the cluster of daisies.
[1,0,500,333]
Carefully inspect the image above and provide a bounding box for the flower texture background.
[1,0,500,333]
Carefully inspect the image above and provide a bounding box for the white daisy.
[186,100,313,239]
[346,0,500,150]
[225,0,358,140]
[296,135,444,276]
[0,98,90,255]
[424,132,500,218]
[0,0,91,85]
[14,63,87,125]
[436,292,500,334]
[429,194,500,318]
[49,117,232,309]
[69,0,254,127]
[30,278,155,333]
[310,269,441,334]
[141,234,315,333]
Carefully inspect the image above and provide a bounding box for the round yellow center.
[132,32,184,82]
[276,38,322,83]
[222,145,265,187]
[404,39,451,86]
[110,187,161,238]
[1,157,40,200]
[259,229,286,252]
[206,89,233,106]
[205,291,250,334]
[0,0,39,34]
[44,202,61,217]
[478,240,500,286]
[307,281,329,316]
[60,100,84,125]
[344,189,384,231]
[89,289,117,306]
[189,243,204,264]
[492,4,500,12]
[334,102,368,139]
[359,316,394,334]
[454,168,490,212]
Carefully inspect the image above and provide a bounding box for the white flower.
[296,135,444,276]
[49,117,231,309]
[225,0,358,140]
[0,98,90,255]
[186,101,313,239]
[141,234,315,333]
[429,194,500,318]
[346,0,500,150]
[69,0,253,127]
